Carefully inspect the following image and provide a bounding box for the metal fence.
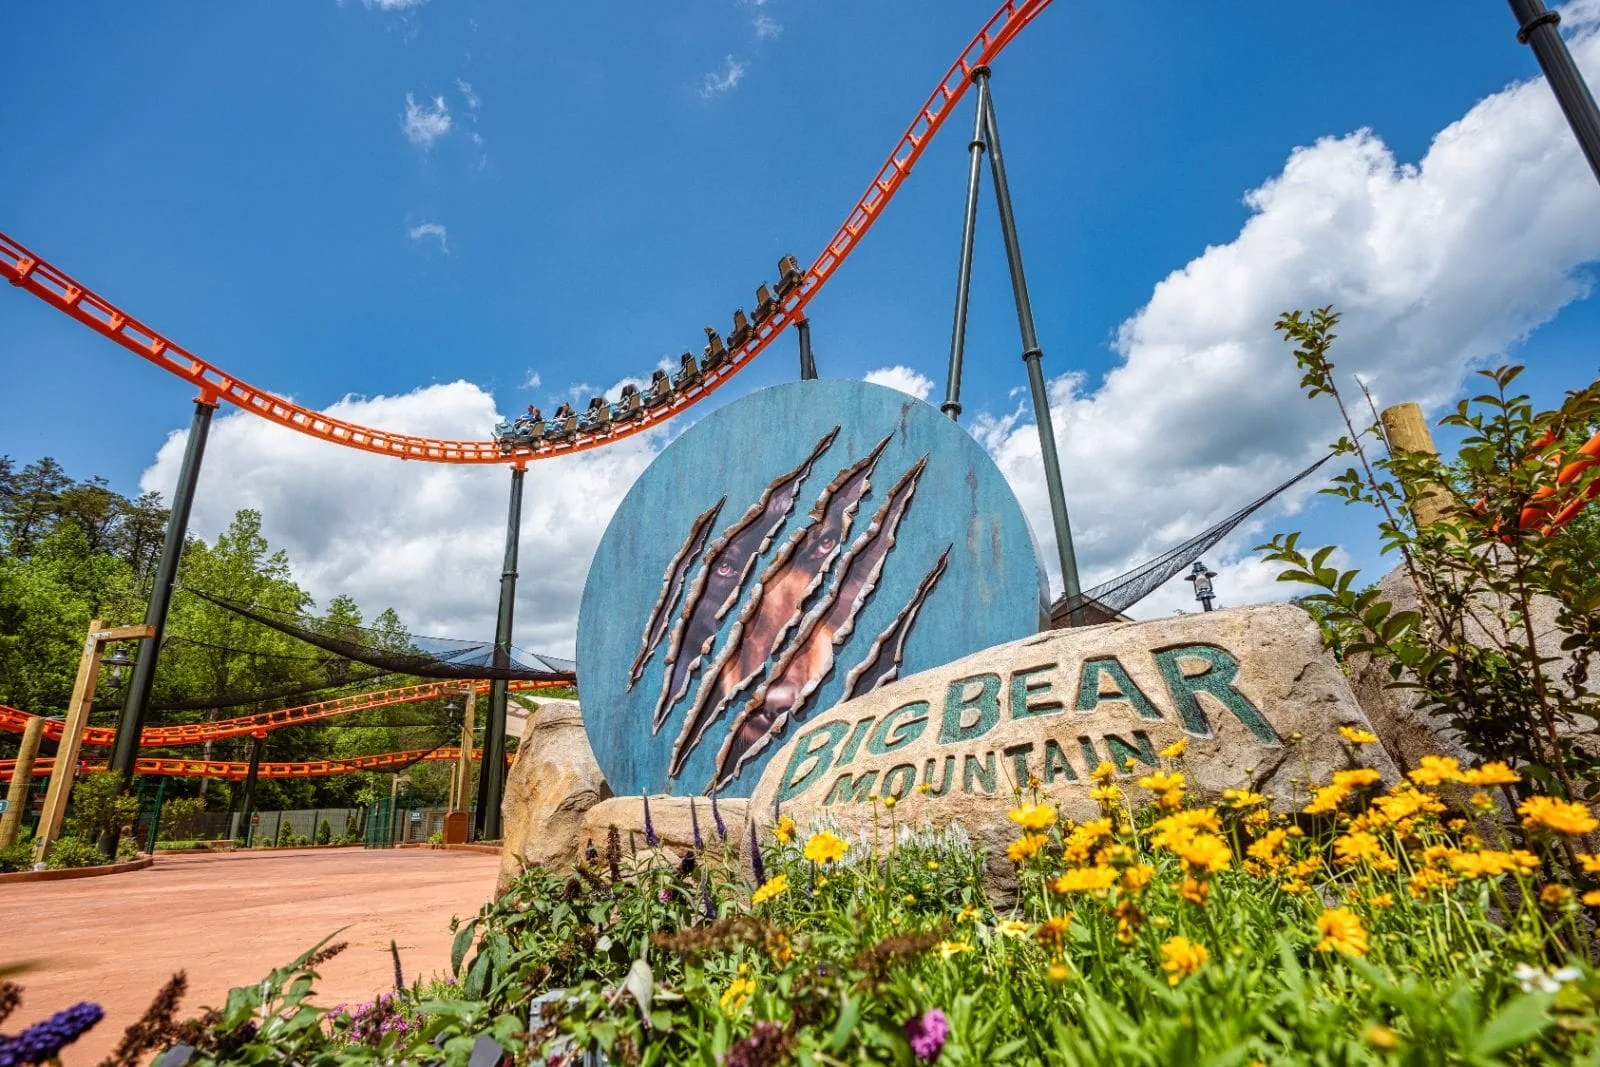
[235,807,368,847]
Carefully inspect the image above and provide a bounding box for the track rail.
[1,747,491,782]
[0,0,1052,464]
[0,677,567,749]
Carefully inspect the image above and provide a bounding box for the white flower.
[1514,963,1581,993]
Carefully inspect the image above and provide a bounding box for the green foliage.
[64,771,140,842]
[44,835,104,869]
[1261,308,1600,801]
[317,818,333,845]
[159,796,208,841]
[116,836,141,862]
[0,841,33,872]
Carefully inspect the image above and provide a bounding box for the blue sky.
[4,0,1600,652]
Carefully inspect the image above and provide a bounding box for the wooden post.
[453,689,477,814]
[34,621,107,865]
[0,714,44,849]
[1380,402,1452,528]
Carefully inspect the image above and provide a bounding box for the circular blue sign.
[577,378,1046,798]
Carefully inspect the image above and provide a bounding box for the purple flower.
[748,818,767,886]
[690,796,704,850]
[903,1009,949,1061]
[0,1002,104,1066]
[701,874,717,920]
[711,789,727,841]
[659,888,672,904]
[643,795,659,848]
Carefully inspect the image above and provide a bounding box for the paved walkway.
[2,847,501,1064]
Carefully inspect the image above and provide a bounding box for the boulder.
[497,701,612,896]
[746,603,1398,880]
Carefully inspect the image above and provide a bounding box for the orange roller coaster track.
[0,677,566,749]
[0,747,491,783]
[0,0,1053,464]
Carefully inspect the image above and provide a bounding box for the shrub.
[316,819,332,846]
[160,796,208,841]
[45,836,104,870]
[0,842,34,872]
[276,820,293,847]
[116,837,141,862]
[63,772,139,843]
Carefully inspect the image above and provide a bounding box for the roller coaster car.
[643,369,675,409]
[728,308,753,349]
[613,384,644,422]
[702,327,728,372]
[579,395,613,434]
[673,352,702,390]
[492,418,543,453]
[752,283,778,326]
[545,404,579,443]
[776,255,804,298]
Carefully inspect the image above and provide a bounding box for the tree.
[1,457,70,557]
[64,771,141,842]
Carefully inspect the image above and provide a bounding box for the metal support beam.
[475,465,525,840]
[978,71,1084,617]
[942,66,991,421]
[239,733,264,846]
[796,318,818,381]
[109,399,216,802]
[1510,0,1600,185]
[0,714,44,849]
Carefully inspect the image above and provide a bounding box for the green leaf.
[1471,992,1553,1056]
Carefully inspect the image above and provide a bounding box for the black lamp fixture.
[103,644,134,689]
[1184,560,1218,613]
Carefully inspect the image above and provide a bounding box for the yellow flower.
[1334,831,1395,871]
[1007,833,1047,863]
[957,904,980,922]
[1008,802,1056,831]
[1090,761,1118,783]
[1051,867,1120,895]
[1582,890,1600,907]
[1577,853,1600,876]
[1090,784,1123,804]
[720,977,756,1014]
[1159,936,1208,985]
[996,919,1031,939]
[1047,961,1071,981]
[1448,849,1540,879]
[1406,867,1456,900]
[1518,796,1600,836]
[1121,863,1156,893]
[1222,788,1267,809]
[771,816,796,844]
[1374,784,1446,823]
[1061,819,1116,864]
[1407,755,1465,787]
[1339,726,1379,745]
[1365,1025,1399,1050]
[1463,761,1520,786]
[1139,770,1185,793]
[1173,833,1232,875]
[1036,914,1071,948]
[1369,892,1394,909]
[927,860,940,871]
[1539,884,1572,908]
[916,782,932,794]
[1315,907,1369,957]
[1160,737,1188,759]
[803,830,849,865]
[903,893,917,905]
[1149,808,1221,849]
[1332,768,1383,790]
[1179,876,1211,906]
[1470,792,1496,813]
[751,873,789,906]
[1281,878,1310,896]
[1247,828,1289,867]
[882,795,897,810]
[936,940,973,959]
[1302,784,1351,816]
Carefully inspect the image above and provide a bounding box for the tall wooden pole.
[453,688,477,814]
[0,714,44,849]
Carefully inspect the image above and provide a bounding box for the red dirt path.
[1,847,501,1064]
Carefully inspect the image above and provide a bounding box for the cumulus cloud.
[864,365,936,401]
[402,92,451,148]
[141,383,663,657]
[976,20,1600,613]
[698,56,745,99]
[406,222,449,252]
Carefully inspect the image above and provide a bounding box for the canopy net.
[1052,454,1333,625]
[183,588,577,683]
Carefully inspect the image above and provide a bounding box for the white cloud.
[141,383,663,657]
[698,56,745,99]
[402,92,451,148]
[456,78,480,113]
[363,0,428,8]
[975,18,1600,615]
[522,370,542,390]
[753,14,782,40]
[407,222,449,252]
[864,365,935,401]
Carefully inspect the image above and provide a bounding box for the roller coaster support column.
[0,714,44,849]
[1510,0,1600,186]
[106,396,217,852]
[238,732,264,846]
[796,318,818,381]
[941,67,991,421]
[475,464,525,840]
[453,687,477,814]
[977,69,1084,621]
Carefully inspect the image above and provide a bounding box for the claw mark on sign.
[651,426,840,733]
[669,435,892,777]
[710,454,928,788]
[630,497,726,690]
[841,545,950,701]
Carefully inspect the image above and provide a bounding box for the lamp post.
[32,619,155,867]
[1508,0,1600,185]
[1184,561,1218,613]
